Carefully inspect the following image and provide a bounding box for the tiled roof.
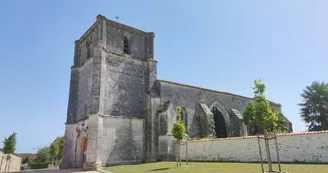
[157,80,281,106]
[180,130,328,143]
[17,153,35,159]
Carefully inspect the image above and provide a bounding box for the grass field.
[102,162,328,173]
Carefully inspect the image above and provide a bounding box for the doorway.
[81,137,87,166]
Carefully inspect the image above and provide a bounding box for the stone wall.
[101,117,144,165]
[156,80,292,138]
[179,131,328,163]
[0,150,21,172]
[101,54,147,118]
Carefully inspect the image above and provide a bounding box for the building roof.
[157,79,281,107]
[17,153,35,159]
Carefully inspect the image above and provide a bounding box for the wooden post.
[274,134,281,172]
[179,142,181,167]
[186,141,188,167]
[264,133,273,172]
[176,141,179,167]
[257,134,264,173]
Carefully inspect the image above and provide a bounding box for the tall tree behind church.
[299,81,328,131]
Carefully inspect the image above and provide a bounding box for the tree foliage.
[34,146,51,162]
[243,80,287,134]
[171,106,186,140]
[2,132,17,154]
[50,136,64,157]
[299,81,328,131]
[22,156,29,164]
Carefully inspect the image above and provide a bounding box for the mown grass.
[102,161,328,173]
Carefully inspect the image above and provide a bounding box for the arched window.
[123,36,130,54]
[212,107,227,138]
[86,39,91,58]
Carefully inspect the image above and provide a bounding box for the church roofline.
[157,79,282,107]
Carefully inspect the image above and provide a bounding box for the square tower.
[61,15,158,170]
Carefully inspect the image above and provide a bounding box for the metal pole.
[274,134,281,172]
[257,134,264,173]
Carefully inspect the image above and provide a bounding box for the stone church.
[61,14,292,170]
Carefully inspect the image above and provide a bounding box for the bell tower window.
[123,36,130,54]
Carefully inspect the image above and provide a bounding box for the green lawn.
[102,162,328,173]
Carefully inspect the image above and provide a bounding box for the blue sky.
[1,0,327,153]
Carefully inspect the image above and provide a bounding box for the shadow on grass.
[148,167,170,172]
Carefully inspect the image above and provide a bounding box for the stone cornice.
[96,14,154,38]
[101,46,153,63]
[78,22,97,43]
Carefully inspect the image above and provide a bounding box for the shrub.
[28,162,51,169]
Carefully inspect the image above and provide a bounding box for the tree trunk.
[178,142,181,167]
[264,133,273,172]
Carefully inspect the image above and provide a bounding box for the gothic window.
[179,107,188,134]
[212,107,227,138]
[123,36,130,54]
[86,39,92,58]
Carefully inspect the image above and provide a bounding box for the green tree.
[299,81,328,131]
[49,136,64,157]
[34,146,51,162]
[242,79,285,172]
[243,80,288,134]
[171,106,186,167]
[2,132,17,154]
[171,106,186,140]
[22,156,29,164]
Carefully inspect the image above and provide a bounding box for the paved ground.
[19,169,99,173]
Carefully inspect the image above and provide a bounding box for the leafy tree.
[2,132,17,154]
[171,106,186,167]
[243,80,288,134]
[50,136,64,157]
[171,106,186,140]
[22,156,29,164]
[242,79,285,172]
[299,81,328,131]
[34,146,51,162]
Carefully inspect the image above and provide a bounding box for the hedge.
[28,162,51,169]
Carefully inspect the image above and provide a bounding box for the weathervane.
[115,16,119,22]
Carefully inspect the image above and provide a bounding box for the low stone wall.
[179,131,328,163]
[0,149,22,172]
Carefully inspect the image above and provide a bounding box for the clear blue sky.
[1,0,327,153]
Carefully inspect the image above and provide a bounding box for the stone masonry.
[61,14,292,170]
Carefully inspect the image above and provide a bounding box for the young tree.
[171,106,186,167]
[299,81,328,131]
[50,136,64,157]
[243,80,285,172]
[22,156,29,164]
[2,132,17,154]
[34,146,51,162]
[1,132,17,172]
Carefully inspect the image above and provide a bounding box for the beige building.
[0,149,22,172]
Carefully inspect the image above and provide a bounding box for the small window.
[86,39,91,58]
[123,36,130,54]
